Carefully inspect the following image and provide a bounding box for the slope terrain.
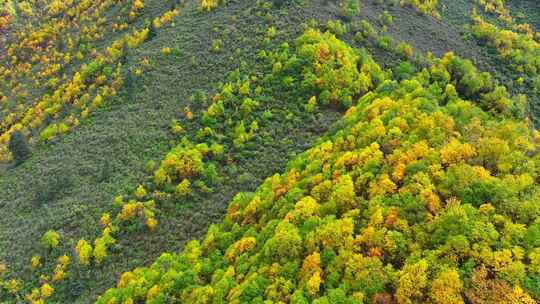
[0,0,539,303]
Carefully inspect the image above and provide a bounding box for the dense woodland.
[0,0,539,303]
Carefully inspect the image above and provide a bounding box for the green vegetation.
[7,131,30,165]
[96,29,540,304]
[1,0,540,303]
[471,12,540,78]
[400,0,440,18]
[0,0,179,162]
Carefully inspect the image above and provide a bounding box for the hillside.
[0,0,539,303]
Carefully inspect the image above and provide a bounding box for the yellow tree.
[396,260,429,304]
[430,268,464,304]
[75,239,93,265]
[201,0,218,11]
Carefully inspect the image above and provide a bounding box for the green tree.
[41,230,60,250]
[8,131,30,165]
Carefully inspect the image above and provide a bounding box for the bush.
[326,20,347,36]
[175,179,192,198]
[8,131,31,165]
[272,0,292,8]
[75,239,93,266]
[201,0,218,11]
[341,0,360,21]
[379,10,393,25]
[533,76,540,92]
[42,230,60,250]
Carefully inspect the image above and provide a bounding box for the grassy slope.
[1,1,342,301]
[506,0,540,31]
[0,1,168,125]
[439,0,540,127]
[0,0,526,302]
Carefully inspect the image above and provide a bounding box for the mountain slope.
[96,28,540,304]
[0,0,539,303]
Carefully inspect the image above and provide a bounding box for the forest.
[0,0,539,303]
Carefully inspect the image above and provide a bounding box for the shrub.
[379,10,393,25]
[30,256,41,270]
[41,230,60,250]
[201,0,218,11]
[326,20,347,36]
[175,179,192,198]
[341,0,360,21]
[40,283,54,299]
[396,42,414,59]
[272,0,290,8]
[75,239,93,265]
[134,184,147,199]
[8,131,30,165]
[147,19,157,40]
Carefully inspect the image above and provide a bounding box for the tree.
[94,238,108,265]
[120,42,130,65]
[201,0,218,11]
[465,266,523,304]
[148,19,157,40]
[341,0,360,21]
[430,268,464,304]
[263,222,302,261]
[40,283,54,299]
[52,255,69,282]
[8,131,30,165]
[41,230,60,250]
[175,179,191,198]
[329,174,357,214]
[135,184,147,199]
[30,256,41,270]
[75,239,93,265]
[396,260,429,304]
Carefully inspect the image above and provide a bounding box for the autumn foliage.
[0,0,179,163]
[95,29,540,303]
